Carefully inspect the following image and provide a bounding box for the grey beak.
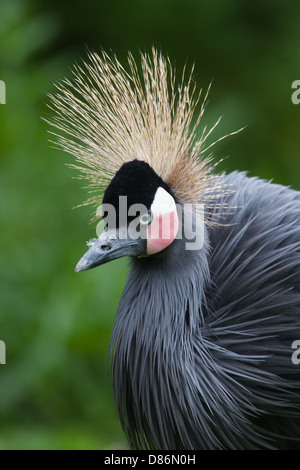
[75,227,146,272]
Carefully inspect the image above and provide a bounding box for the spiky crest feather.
[45,48,241,222]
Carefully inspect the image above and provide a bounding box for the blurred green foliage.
[0,0,299,450]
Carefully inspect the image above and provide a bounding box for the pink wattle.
[146,210,179,255]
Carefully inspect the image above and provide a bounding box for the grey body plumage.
[111,172,300,449]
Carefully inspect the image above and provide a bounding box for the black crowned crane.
[47,49,300,450]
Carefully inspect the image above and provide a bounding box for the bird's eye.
[139,211,152,226]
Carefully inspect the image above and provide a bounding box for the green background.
[0,0,299,450]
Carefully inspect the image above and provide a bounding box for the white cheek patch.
[146,187,179,255]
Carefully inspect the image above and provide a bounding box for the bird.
[46,48,300,450]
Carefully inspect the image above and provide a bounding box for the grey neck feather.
[109,228,211,449]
